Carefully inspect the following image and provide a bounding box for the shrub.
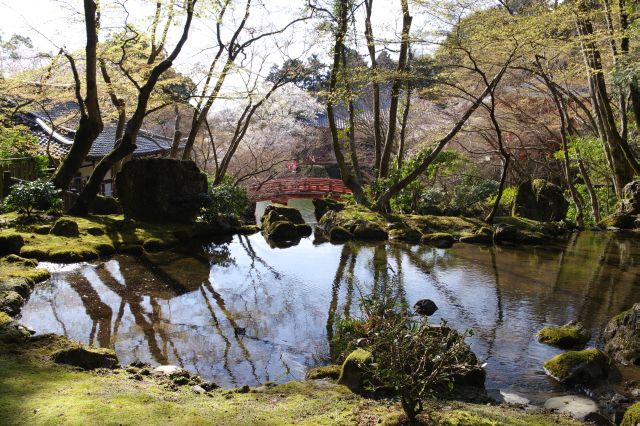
[365,314,476,423]
[2,179,61,216]
[201,179,248,223]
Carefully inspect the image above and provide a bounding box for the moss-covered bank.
[0,334,582,425]
[316,204,568,247]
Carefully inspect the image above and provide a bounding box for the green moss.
[0,260,50,285]
[0,333,580,426]
[621,402,640,426]
[305,365,341,381]
[0,312,10,326]
[543,348,606,382]
[406,215,483,236]
[537,322,590,349]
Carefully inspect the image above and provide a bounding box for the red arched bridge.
[250,178,352,203]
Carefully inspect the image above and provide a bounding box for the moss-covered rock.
[0,312,33,343]
[460,227,493,245]
[337,348,373,393]
[543,348,608,384]
[88,195,122,215]
[353,222,388,241]
[0,232,24,255]
[142,237,172,253]
[328,226,352,242]
[306,365,341,381]
[237,224,260,235]
[598,212,637,229]
[388,227,421,243]
[49,218,80,237]
[312,198,345,222]
[52,346,119,370]
[261,205,310,243]
[512,179,568,222]
[421,232,455,248]
[537,321,591,349]
[604,304,640,366]
[3,254,38,267]
[621,402,640,426]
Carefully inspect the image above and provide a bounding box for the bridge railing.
[251,178,351,200]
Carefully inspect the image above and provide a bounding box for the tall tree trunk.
[51,0,103,191]
[378,0,412,178]
[364,0,383,173]
[486,155,510,224]
[326,0,366,204]
[397,75,412,168]
[69,0,197,215]
[574,5,638,196]
[576,148,601,223]
[170,105,182,159]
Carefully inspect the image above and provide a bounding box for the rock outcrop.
[603,304,640,366]
[116,159,208,223]
[599,181,640,229]
[512,179,568,222]
[0,233,24,256]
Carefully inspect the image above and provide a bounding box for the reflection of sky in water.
[20,232,640,401]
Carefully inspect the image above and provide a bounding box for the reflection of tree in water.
[65,271,113,348]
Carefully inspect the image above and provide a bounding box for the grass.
[0,335,581,426]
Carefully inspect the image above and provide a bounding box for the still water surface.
[20,230,640,402]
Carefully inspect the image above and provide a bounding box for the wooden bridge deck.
[251,178,351,203]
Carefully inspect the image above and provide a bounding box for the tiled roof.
[19,102,175,160]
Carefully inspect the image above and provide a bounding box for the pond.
[19,229,640,403]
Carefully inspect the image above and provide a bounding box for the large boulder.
[543,348,608,385]
[512,179,568,222]
[115,159,208,223]
[604,304,640,366]
[0,313,33,343]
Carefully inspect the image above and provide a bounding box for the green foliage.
[0,125,39,159]
[484,186,517,216]
[330,316,368,362]
[2,179,61,217]
[201,178,248,223]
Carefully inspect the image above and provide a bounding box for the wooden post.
[2,170,12,199]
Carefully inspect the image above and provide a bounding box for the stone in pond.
[414,299,438,316]
[544,395,600,421]
[543,348,607,385]
[537,321,591,349]
[153,365,188,378]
